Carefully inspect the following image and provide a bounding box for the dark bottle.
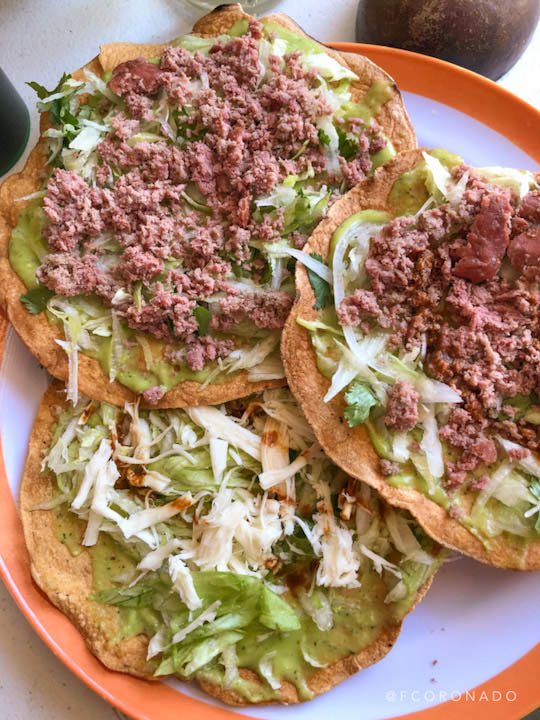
[0,68,30,176]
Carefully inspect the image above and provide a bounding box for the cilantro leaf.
[52,72,71,95]
[344,381,377,427]
[19,286,54,314]
[26,81,50,100]
[318,128,331,146]
[28,73,83,149]
[307,253,331,311]
[28,72,70,109]
[194,306,211,336]
[337,128,358,161]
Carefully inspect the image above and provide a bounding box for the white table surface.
[1,2,540,718]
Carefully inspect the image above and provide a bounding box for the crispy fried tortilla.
[0,3,416,410]
[20,382,153,678]
[282,149,540,570]
[20,380,438,705]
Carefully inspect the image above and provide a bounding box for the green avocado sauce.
[338,80,395,125]
[371,143,395,172]
[260,20,397,125]
[51,502,434,701]
[8,204,255,394]
[376,446,539,550]
[236,573,402,700]
[9,203,47,288]
[260,20,323,54]
[303,150,540,550]
[53,502,86,557]
[90,534,163,641]
[196,567,401,702]
[85,331,215,394]
[52,508,162,641]
[388,148,462,217]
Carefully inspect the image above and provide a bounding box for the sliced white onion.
[419,405,444,479]
[281,247,332,283]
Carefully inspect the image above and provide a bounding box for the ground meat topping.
[37,253,100,296]
[338,165,540,489]
[165,336,234,372]
[142,385,166,405]
[211,291,294,331]
[380,459,400,476]
[383,380,419,432]
[508,226,540,276]
[453,192,512,282]
[35,19,389,372]
[108,58,162,97]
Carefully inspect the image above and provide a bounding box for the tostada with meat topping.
[0,3,415,409]
[20,381,442,705]
[282,147,540,569]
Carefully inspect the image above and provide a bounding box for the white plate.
[1,49,540,720]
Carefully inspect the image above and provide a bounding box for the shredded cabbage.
[384,510,434,565]
[169,555,202,610]
[476,166,538,200]
[260,417,290,496]
[221,643,239,688]
[422,151,451,199]
[298,589,333,631]
[259,453,308,490]
[317,115,341,176]
[209,437,228,482]
[498,437,540,477]
[247,353,285,381]
[48,298,83,404]
[473,462,513,513]
[187,406,261,461]
[324,337,387,403]
[42,385,440,690]
[301,52,358,81]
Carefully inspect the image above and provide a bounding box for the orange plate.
[1,44,540,720]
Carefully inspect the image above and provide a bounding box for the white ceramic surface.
[1,2,540,719]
